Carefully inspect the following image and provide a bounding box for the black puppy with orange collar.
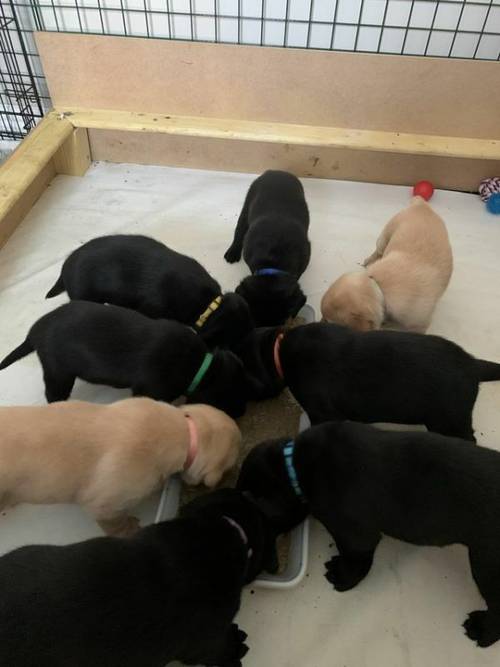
[238,422,500,647]
[224,171,311,326]
[0,301,248,418]
[46,234,254,349]
[237,321,500,438]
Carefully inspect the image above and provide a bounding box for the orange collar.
[273,333,285,380]
[184,414,199,470]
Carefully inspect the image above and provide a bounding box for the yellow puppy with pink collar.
[0,398,240,536]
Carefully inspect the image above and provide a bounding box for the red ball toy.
[413,180,434,201]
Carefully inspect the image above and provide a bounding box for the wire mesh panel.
[22,0,500,58]
[0,0,44,139]
[2,0,500,139]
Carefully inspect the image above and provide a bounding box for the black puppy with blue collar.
[238,422,500,647]
[224,170,311,326]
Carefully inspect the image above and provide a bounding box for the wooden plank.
[36,33,500,140]
[0,161,55,249]
[61,108,500,161]
[89,129,498,192]
[0,113,73,247]
[53,127,91,176]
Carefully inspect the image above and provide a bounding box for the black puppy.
[0,489,279,667]
[224,170,311,326]
[234,325,286,400]
[46,234,254,349]
[238,321,500,439]
[0,301,247,417]
[238,422,500,647]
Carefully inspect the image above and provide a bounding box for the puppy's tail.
[45,274,65,298]
[0,339,33,370]
[476,359,500,382]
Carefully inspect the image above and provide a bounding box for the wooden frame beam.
[60,108,500,162]
[0,114,74,248]
[52,127,91,177]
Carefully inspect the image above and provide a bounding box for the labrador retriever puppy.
[238,422,500,647]
[233,325,286,401]
[46,234,254,349]
[321,197,453,332]
[0,398,240,536]
[224,170,311,326]
[237,322,500,439]
[0,301,247,418]
[0,488,280,667]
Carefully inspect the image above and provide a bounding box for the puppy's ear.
[251,496,285,523]
[350,312,375,331]
[204,469,223,488]
[289,285,307,317]
[263,538,279,574]
[235,280,250,302]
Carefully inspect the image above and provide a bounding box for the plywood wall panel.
[36,33,500,140]
[89,129,498,192]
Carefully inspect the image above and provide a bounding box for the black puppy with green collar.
[238,422,500,647]
[0,301,248,418]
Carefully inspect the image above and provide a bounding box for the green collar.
[186,352,214,395]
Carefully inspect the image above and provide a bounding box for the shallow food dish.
[155,304,314,588]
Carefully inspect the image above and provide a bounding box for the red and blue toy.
[479,178,500,215]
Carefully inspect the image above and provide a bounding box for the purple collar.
[223,516,253,560]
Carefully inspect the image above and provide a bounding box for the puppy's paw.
[324,556,362,592]
[219,624,249,667]
[120,515,141,537]
[362,251,379,267]
[224,247,241,264]
[100,514,141,538]
[464,610,500,647]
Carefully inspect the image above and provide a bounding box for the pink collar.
[273,333,285,380]
[184,414,199,471]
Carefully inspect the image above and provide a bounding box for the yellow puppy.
[321,196,453,332]
[0,398,240,536]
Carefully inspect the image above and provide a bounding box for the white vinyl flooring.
[1,162,500,666]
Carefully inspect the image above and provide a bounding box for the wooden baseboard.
[63,108,500,161]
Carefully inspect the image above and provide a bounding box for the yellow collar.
[195,295,222,328]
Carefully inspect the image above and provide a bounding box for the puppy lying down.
[321,196,453,332]
[0,398,240,536]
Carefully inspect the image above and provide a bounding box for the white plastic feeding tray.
[155,304,314,589]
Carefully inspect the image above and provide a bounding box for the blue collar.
[283,441,306,502]
[253,267,289,277]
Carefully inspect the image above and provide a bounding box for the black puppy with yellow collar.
[46,234,254,349]
[0,301,248,418]
[238,422,500,647]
